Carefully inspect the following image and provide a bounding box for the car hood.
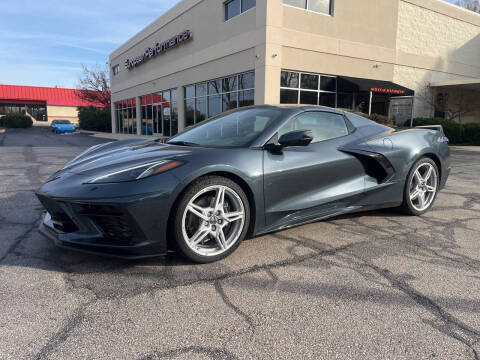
[62,140,201,176]
[56,124,75,129]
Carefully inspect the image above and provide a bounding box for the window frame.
[283,0,334,16]
[224,0,256,21]
[280,70,337,107]
[277,110,354,144]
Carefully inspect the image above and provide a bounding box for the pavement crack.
[138,345,240,360]
[0,217,40,263]
[364,263,480,359]
[214,279,254,328]
[33,301,92,360]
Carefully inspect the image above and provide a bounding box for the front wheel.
[172,176,250,263]
[401,157,439,215]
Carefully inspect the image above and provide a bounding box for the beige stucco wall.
[393,0,480,119]
[45,105,79,124]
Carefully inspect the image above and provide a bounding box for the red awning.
[0,84,105,107]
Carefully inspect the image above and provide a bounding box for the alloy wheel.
[181,185,245,257]
[409,162,438,212]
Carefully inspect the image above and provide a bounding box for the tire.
[401,157,439,216]
[172,176,250,263]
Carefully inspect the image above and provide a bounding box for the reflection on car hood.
[63,141,201,176]
[56,124,75,129]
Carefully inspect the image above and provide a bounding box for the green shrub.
[77,106,111,132]
[0,114,33,128]
[463,123,480,145]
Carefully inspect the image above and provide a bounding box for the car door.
[263,111,366,229]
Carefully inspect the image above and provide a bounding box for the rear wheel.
[172,176,250,263]
[401,157,439,215]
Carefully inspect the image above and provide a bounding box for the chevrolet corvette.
[36,105,450,263]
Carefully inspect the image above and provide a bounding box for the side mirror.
[278,130,313,148]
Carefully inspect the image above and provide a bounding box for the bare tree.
[418,82,473,123]
[76,65,111,107]
[455,0,480,13]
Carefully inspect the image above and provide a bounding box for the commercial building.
[109,0,480,137]
[0,85,103,124]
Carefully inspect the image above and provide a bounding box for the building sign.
[124,30,192,70]
[371,87,405,95]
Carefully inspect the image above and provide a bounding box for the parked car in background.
[51,119,76,134]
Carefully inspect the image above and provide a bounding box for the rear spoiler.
[416,125,449,143]
[415,125,444,135]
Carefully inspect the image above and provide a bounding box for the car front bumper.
[38,212,165,259]
[36,189,174,259]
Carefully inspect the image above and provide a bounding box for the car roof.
[235,104,346,117]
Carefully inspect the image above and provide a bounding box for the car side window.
[278,111,349,143]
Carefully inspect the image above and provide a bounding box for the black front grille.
[78,204,146,245]
[37,194,78,233]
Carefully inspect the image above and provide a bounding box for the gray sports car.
[36,105,450,263]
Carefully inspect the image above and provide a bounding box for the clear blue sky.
[0,0,180,88]
[0,0,460,89]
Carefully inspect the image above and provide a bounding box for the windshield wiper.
[167,141,199,147]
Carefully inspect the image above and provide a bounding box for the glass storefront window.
[223,92,238,111]
[238,89,254,107]
[280,89,299,104]
[184,71,255,126]
[196,97,207,123]
[337,93,353,110]
[223,76,238,93]
[137,88,179,137]
[185,99,195,127]
[196,83,207,97]
[208,95,222,118]
[321,76,336,92]
[208,79,222,95]
[300,74,318,90]
[0,102,47,121]
[281,71,299,88]
[185,85,195,99]
[319,93,336,107]
[239,72,255,90]
[280,69,337,107]
[116,89,179,137]
[300,91,318,105]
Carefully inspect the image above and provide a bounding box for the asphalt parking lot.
[1,127,479,359]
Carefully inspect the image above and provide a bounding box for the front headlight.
[87,160,183,184]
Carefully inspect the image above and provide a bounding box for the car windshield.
[168,108,282,148]
[56,120,71,124]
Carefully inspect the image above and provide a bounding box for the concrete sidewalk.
[450,145,480,152]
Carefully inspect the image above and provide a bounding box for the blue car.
[51,119,76,134]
